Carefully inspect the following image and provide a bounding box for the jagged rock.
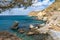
[11,21,19,30]
[37,12,46,17]
[36,15,60,40]
[28,11,47,20]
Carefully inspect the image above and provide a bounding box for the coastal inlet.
[0,15,51,40]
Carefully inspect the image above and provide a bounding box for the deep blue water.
[0,15,45,31]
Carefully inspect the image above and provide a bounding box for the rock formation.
[28,0,60,39]
[28,11,40,16]
[11,21,19,30]
[0,31,22,40]
[28,0,60,20]
[36,11,60,40]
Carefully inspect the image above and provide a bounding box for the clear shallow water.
[0,15,45,40]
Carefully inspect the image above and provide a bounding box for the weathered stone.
[11,21,19,30]
[18,29,24,34]
[0,31,22,40]
[26,31,34,36]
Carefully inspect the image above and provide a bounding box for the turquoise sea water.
[0,15,46,40]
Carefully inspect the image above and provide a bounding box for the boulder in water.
[26,31,34,36]
[11,21,19,30]
[18,29,25,34]
[29,24,34,29]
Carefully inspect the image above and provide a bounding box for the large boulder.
[11,21,19,30]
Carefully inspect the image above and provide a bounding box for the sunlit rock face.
[37,11,47,20]
[36,11,60,40]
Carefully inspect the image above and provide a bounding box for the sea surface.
[0,15,46,40]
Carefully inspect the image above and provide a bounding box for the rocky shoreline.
[0,31,22,40]
[9,21,54,40]
[28,0,60,40]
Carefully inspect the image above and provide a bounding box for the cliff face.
[28,0,60,21]
[43,0,60,12]
[29,0,60,16]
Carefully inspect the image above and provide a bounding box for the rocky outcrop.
[36,11,47,20]
[35,11,60,40]
[28,11,50,21]
[11,21,19,30]
[0,31,22,40]
[28,0,60,40]
[18,29,25,34]
[28,0,60,20]
[28,11,40,16]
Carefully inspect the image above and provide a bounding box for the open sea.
[0,15,46,40]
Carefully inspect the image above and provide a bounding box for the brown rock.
[18,29,25,34]
[0,31,22,40]
[26,31,34,36]
[11,21,19,30]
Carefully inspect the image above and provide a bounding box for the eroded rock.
[0,31,22,40]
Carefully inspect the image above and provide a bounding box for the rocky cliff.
[28,0,60,21]
[29,0,60,16]
[43,0,60,12]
